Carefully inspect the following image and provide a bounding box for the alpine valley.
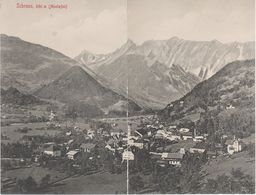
[1,34,254,113]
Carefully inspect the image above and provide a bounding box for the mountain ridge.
[92,54,200,109]
[34,65,142,116]
[76,36,254,79]
[0,34,79,92]
[159,59,255,137]
[1,87,43,105]
[75,37,254,109]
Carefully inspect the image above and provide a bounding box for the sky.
[128,0,255,44]
[0,0,127,57]
[0,0,255,57]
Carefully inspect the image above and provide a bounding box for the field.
[241,133,255,144]
[202,134,255,180]
[1,165,68,194]
[2,165,67,184]
[1,110,149,144]
[47,171,127,194]
[1,122,61,143]
[96,115,150,132]
[202,151,255,180]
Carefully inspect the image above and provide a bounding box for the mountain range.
[1,34,254,112]
[0,34,142,116]
[92,54,200,109]
[75,37,254,108]
[76,37,254,80]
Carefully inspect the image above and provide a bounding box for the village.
[1,106,250,194]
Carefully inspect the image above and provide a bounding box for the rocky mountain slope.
[75,39,136,71]
[159,59,255,136]
[77,37,254,80]
[34,66,141,116]
[132,38,254,79]
[76,38,254,109]
[0,34,79,92]
[95,54,200,109]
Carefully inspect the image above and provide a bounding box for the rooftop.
[67,150,79,156]
[44,145,61,151]
[162,152,184,159]
[80,143,96,149]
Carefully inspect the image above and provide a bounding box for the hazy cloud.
[0,0,127,57]
[128,0,255,44]
[0,0,254,57]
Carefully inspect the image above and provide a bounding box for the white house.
[181,132,193,140]
[105,144,115,152]
[49,110,57,121]
[159,124,164,128]
[66,131,72,136]
[179,128,190,133]
[87,129,95,139]
[193,136,204,142]
[189,148,206,154]
[67,139,74,145]
[80,143,95,153]
[155,130,168,139]
[66,150,80,160]
[110,131,121,137]
[169,125,177,129]
[44,145,61,157]
[129,142,144,149]
[111,123,117,127]
[166,134,181,141]
[182,135,193,140]
[225,139,243,154]
[129,135,139,140]
[122,150,134,161]
[179,148,186,154]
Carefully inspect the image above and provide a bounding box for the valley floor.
[202,150,255,180]
[46,171,127,194]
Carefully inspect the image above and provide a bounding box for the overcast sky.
[0,0,254,57]
[128,0,255,44]
[0,0,127,57]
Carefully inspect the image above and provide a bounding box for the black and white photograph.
[0,0,255,194]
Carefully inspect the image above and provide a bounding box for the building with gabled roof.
[225,139,244,154]
[66,150,80,160]
[189,148,206,154]
[122,150,134,161]
[160,152,184,166]
[80,143,96,153]
[43,145,61,157]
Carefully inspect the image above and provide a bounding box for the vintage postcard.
[0,0,255,194]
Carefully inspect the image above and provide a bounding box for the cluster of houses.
[120,119,246,168]
[39,122,130,164]
[41,141,98,161]
[25,110,246,171]
[28,117,246,170]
